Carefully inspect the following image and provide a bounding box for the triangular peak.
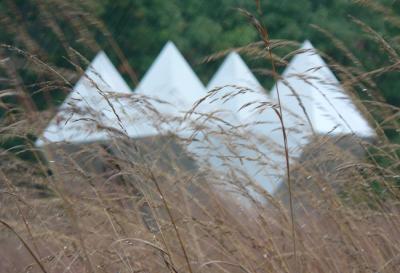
[205,51,267,122]
[207,51,265,93]
[301,39,313,50]
[270,40,375,138]
[36,51,133,146]
[281,40,332,79]
[126,41,207,139]
[135,41,205,110]
[87,51,132,94]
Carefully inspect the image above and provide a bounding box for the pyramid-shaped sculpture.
[270,40,375,144]
[262,40,376,193]
[130,41,206,138]
[36,51,133,146]
[189,52,283,193]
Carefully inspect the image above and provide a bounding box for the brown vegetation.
[1,2,400,273]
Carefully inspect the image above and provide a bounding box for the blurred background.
[1,0,399,159]
[1,1,400,273]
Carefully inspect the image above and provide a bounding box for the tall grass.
[1,1,400,273]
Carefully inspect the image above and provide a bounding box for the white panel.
[270,40,375,138]
[265,40,376,193]
[129,41,206,138]
[189,52,283,193]
[36,51,133,146]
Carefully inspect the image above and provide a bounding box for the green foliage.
[95,0,400,106]
[0,0,399,163]
[1,0,398,105]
